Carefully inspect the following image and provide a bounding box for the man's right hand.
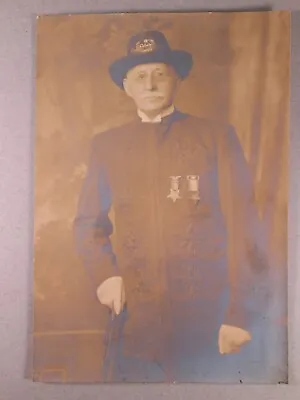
[96,276,126,315]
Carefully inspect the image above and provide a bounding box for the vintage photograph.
[33,11,290,383]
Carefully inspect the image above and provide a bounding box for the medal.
[167,176,182,203]
[187,175,200,200]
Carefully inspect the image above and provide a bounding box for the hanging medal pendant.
[167,176,182,203]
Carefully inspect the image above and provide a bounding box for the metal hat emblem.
[132,38,157,54]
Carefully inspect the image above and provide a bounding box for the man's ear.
[174,70,182,86]
[175,76,181,90]
[170,66,181,91]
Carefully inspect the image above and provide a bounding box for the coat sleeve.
[73,134,119,291]
[215,124,269,331]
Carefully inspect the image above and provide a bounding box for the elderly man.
[74,30,267,382]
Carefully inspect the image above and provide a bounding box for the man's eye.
[137,74,145,80]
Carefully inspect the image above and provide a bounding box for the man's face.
[123,63,179,116]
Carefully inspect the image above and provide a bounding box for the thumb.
[113,280,124,315]
[113,295,122,315]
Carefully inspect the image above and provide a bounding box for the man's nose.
[144,74,157,90]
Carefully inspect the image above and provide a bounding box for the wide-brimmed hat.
[109,30,193,89]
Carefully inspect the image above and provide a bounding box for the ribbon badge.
[187,175,200,201]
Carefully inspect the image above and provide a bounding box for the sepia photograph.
[33,11,290,383]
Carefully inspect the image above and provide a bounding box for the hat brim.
[109,49,193,89]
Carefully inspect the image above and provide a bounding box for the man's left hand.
[218,324,251,354]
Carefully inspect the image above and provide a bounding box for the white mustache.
[142,95,164,100]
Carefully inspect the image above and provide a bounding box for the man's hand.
[218,324,251,354]
[96,276,126,315]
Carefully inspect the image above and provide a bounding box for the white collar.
[137,105,175,123]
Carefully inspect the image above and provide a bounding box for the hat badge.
[132,38,156,54]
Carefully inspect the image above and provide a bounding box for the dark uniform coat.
[74,110,266,369]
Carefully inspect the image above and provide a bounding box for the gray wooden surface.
[0,1,299,399]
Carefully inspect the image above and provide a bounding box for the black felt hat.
[109,30,193,89]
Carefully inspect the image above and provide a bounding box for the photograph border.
[0,3,300,400]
